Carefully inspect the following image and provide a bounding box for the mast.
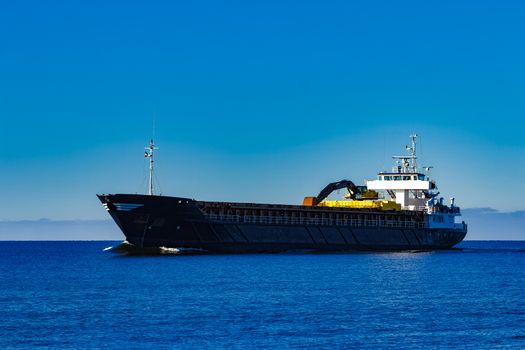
[144,139,158,195]
[409,133,418,172]
[392,134,419,173]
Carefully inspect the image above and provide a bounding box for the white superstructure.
[366,134,464,230]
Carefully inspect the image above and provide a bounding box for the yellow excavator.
[303,179,401,211]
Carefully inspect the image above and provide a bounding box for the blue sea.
[1,241,524,349]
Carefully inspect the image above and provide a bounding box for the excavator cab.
[349,186,379,200]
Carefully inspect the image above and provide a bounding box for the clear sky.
[1,0,524,220]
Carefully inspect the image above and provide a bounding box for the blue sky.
[1,0,524,220]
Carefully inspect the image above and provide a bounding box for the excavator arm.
[303,179,377,206]
[316,180,359,203]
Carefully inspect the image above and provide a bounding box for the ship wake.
[104,241,210,256]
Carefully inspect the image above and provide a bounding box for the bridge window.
[402,176,411,180]
[418,174,426,180]
[394,176,402,180]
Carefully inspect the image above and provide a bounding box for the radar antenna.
[392,134,419,173]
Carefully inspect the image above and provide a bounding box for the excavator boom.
[303,179,377,206]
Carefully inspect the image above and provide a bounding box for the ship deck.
[196,200,426,229]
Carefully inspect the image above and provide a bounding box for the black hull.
[98,194,467,253]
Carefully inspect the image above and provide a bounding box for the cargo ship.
[98,135,467,253]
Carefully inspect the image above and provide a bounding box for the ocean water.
[0,241,524,349]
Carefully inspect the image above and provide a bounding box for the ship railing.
[428,205,461,214]
[205,214,426,229]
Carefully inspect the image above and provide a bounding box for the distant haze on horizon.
[1,1,524,240]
